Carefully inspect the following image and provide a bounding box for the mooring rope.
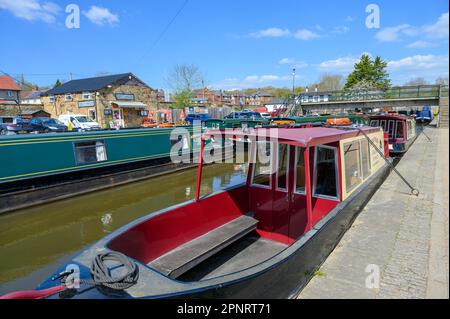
[330,125,420,196]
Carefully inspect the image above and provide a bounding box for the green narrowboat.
[0,127,200,185]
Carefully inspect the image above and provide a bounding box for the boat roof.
[203,126,381,148]
[369,114,412,120]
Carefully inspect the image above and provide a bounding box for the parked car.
[29,117,68,133]
[0,116,34,135]
[58,114,101,131]
[224,111,262,119]
[185,113,211,124]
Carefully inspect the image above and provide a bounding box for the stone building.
[41,73,158,128]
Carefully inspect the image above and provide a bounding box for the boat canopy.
[202,126,382,148]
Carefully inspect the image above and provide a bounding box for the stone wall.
[42,83,157,128]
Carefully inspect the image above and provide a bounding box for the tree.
[310,74,344,91]
[54,79,63,88]
[166,64,204,93]
[404,77,428,86]
[172,90,194,109]
[344,54,391,90]
[435,76,449,86]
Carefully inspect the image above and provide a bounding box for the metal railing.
[299,85,449,104]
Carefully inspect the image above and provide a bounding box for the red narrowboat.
[3,126,391,299]
[369,114,416,154]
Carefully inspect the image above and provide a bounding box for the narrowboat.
[2,125,391,299]
[415,105,434,123]
[0,127,204,213]
[369,114,417,154]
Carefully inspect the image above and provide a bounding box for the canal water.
[0,163,248,294]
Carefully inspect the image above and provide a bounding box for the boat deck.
[178,234,287,282]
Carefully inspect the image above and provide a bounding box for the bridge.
[292,84,449,113]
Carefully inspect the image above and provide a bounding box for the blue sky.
[0,0,448,92]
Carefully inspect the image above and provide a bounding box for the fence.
[299,85,449,104]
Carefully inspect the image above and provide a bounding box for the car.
[185,113,211,124]
[58,114,102,131]
[29,117,68,133]
[0,116,34,135]
[224,111,262,119]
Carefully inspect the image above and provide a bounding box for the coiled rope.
[90,252,139,290]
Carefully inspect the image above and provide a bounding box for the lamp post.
[292,68,296,94]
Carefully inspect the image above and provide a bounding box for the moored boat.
[2,126,391,299]
[369,114,417,154]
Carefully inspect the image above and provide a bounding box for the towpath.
[298,126,449,299]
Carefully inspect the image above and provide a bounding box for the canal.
[0,163,248,294]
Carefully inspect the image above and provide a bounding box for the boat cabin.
[369,114,416,154]
[107,126,387,284]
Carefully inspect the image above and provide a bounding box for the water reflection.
[0,163,247,291]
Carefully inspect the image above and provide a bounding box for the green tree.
[344,54,391,90]
[173,90,194,109]
[54,79,63,88]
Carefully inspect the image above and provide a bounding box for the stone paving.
[299,127,449,299]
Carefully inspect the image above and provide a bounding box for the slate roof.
[44,73,145,95]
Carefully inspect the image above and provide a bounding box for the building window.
[74,140,107,165]
[88,109,96,121]
[252,141,272,188]
[48,95,55,103]
[294,147,306,194]
[313,145,339,200]
[65,94,73,101]
[82,92,92,100]
[343,141,362,193]
[276,144,289,191]
[7,90,13,97]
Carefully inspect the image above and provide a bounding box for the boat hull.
[42,162,390,299]
[174,163,390,299]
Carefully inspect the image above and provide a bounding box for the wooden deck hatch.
[148,215,258,279]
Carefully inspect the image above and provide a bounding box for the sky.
[0,0,448,92]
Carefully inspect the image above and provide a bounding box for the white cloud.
[406,41,438,49]
[423,12,449,39]
[375,24,418,42]
[376,12,448,43]
[388,54,449,82]
[0,0,60,23]
[249,27,290,38]
[294,29,320,40]
[83,6,119,26]
[279,58,308,68]
[317,55,360,73]
[212,74,298,90]
[332,26,350,34]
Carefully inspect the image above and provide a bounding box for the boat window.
[360,139,371,179]
[388,120,395,138]
[370,120,379,127]
[74,140,107,165]
[313,146,339,200]
[380,120,387,131]
[276,144,289,191]
[343,142,362,193]
[294,147,306,194]
[396,121,404,139]
[252,141,272,188]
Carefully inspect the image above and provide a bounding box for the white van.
[58,114,101,131]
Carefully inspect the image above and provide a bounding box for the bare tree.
[435,76,449,86]
[309,74,344,91]
[166,64,204,93]
[404,77,428,86]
